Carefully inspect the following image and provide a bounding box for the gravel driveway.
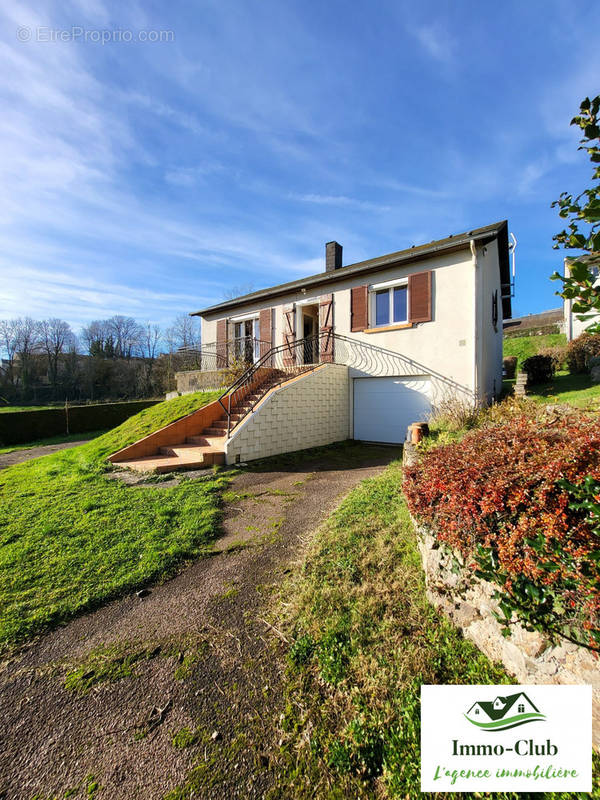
[0,439,92,469]
[0,444,400,800]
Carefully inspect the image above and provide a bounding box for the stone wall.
[175,369,227,394]
[225,364,349,464]
[415,523,600,750]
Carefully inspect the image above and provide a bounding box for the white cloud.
[292,193,392,213]
[410,23,457,66]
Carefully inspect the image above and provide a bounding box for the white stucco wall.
[476,239,504,402]
[201,242,504,407]
[563,258,600,341]
[224,364,350,464]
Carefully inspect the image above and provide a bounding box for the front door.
[302,313,316,364]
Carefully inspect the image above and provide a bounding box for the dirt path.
[0,439,92,469]
[0,445,400,800]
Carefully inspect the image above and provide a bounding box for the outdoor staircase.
[111,368,294,473]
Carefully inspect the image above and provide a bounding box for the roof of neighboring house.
[193,219,511,319]
[503,307,563,333]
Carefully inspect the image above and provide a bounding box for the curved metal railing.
[217,332,349,438]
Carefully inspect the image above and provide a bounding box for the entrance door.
[302,312,317,364]
[234,320,255,363]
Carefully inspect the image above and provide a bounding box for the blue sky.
[0,0,599,335]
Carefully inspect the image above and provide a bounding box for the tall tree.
[0,319,19,384]
[142,322,162,359]
[38,318,77,387]
[14,317,40,390]
[81,320,112,357]
[551,95,600,331]
[166,314,201,351]
[107,315,144,359]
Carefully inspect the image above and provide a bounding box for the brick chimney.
[325,241,342,272]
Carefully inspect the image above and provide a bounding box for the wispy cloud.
[410,22,457,66]
[291,193,392,213]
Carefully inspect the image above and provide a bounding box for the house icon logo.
[465,692,546,732]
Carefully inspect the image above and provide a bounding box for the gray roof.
[192,219,511,319]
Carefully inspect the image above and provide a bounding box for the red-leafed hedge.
[403,412,600,649]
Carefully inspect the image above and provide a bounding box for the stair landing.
[115,437,226,473]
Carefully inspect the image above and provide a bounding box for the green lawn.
[0,404,57,413]
[503,332,566,370]
[0,390,224,648]
[503,370,600,410]
[272,463,599,798]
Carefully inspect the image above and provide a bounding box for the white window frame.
[368,278,408,327]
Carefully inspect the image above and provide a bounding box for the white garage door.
[353,376,432,444]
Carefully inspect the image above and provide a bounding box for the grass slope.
[271,463,599,799]
[503,332,566,370]
[0,390,225,648]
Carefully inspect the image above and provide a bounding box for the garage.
[353,376,432,444]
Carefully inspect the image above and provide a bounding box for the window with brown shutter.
[408,271,432,323]
[216,318,228,367]
[259,307,272,360]
[351,285,368,331]
[319,294,334,362]
[283,305,296,366]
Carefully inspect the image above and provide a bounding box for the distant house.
[563,256,600,342]
[503,308,564,339]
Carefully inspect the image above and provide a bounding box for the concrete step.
[116,448,225,473]
[159,444,212,457]
[186,434,226,446]
[203,426,227,436]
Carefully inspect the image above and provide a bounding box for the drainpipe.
[470,239,479,405]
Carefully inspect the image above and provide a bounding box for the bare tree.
[14,317,40,390]
[107,315,144,359]
[222,282,255,301]
[165,314,201,352]
[0,319,20,384]
[38,318,77,387]
[142,322,162,359]
[81,320,112,357]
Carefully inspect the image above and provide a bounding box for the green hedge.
[0,401,160,446]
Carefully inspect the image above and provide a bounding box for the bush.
[567,331,600,374]
[521,354,555,383]
[539,344,568,371]
[502,356,517,379]
[427,396,481,433]
[404,412,600,649]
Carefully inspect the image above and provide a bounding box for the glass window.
[393,285,407,322]
[375,290,389,326]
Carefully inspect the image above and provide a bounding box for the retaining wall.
[414,523,600,749]
[225,364,349,464]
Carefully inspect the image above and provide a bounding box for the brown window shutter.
[283,305,296,366]
[408,271,432,323]
[319,294,334,362]
[216,318,228,367]
[259,308,272,359]
[351,285,368,331]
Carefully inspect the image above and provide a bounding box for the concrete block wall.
[225,364,349,464]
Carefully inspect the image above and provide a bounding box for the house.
[108,220,511,471]
[563,255,600,341]
[466,692,541,726]
[503,308,564,339]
